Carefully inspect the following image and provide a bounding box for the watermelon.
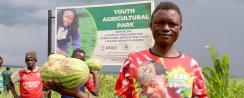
[85,58,103,71]
[48,54,66,62]
[41,58,90,89]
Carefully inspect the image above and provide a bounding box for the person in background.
[9,51,46,98]
[0,56,4,94]
[115,1,208,98]
[72,49,100,96]
[61,49,99,98]
[137,61,170,98]
[56,9,81,56]
[2,66,12,94]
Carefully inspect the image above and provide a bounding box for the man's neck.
[27,66,36,71]
[151,44,180,57]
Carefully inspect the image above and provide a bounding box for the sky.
[0,0,142,67]
[0,0,243,77]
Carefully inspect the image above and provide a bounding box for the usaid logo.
[102,45,118,51]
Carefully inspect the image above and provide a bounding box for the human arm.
[9,80,19,98]
[42,90,51,98]
[86,70,99,96]
[192,64,208,98]
[45,80,96,98]
[115,58,139,98]
[9,71,19,98]
[71,31,81,50]
[42,83,52,98]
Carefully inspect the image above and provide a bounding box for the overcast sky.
[0,0,243,77]
[0,0,141,67]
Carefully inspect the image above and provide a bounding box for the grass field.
[0,67,243,98]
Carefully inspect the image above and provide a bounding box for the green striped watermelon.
[48,54,66,62]
[85,58,103,71]
[41,57,89,89]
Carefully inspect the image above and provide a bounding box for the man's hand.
[45,80,80,97]
[45,80,96,98]
[90,70,98,75]
[89,70,100,96]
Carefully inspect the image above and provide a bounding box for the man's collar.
[24,66,39,73]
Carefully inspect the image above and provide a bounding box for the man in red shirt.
[10,51,44,98]
[115,1,208,98]
[44,49,98,98]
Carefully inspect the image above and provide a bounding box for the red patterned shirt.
[115,49,208,98]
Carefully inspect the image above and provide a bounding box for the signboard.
[55,1,154,65]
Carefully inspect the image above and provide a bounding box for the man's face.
[141,75,168,98]
[150,9,182,47]
[74,52,85,61]
[62,10,75,28]
[25,57,36,70]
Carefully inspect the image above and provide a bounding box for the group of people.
[0,49,100,98]
[1,1,209,98]
[0,56,12,95]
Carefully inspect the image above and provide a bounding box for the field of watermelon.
[0,67,243,98]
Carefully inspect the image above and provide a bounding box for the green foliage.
[78,10,97,58]
[85,58,103,71]
[228,79,244,98]
[203,46,231,98]
[68,8,97,58]
[99,72,117,98]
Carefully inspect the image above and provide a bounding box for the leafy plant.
[203,46,229,98]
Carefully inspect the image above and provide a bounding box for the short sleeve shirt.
[115,49,208,98]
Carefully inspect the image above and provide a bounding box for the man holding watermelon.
[72,49,100,96]
[44,49,100,98]
[115,1,208,98]
[60,49,100,98]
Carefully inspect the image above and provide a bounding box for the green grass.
[227,78,244,98]
[0,67,243,98]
